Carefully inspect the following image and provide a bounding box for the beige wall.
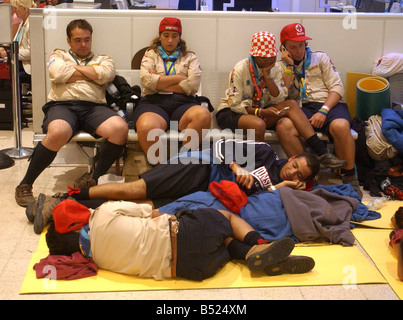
[30,8,403,132]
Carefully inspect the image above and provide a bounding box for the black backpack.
[106,75,141,111]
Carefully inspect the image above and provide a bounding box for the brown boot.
[245,237,295,271]
[15,184,35,207]
[74,172,96,189]
[265,255,315,276]
[33,193,63,234]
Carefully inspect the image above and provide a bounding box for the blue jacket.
[159,184,380,243]
[381,108,403,156]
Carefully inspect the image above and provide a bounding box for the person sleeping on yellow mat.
[42,200,314,281]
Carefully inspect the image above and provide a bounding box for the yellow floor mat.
[353,227,403,299]
[20,231,385,295]
[353,200,402,229]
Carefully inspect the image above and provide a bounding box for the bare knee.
[276,117,297,134]
[43,120,73,150]
[136,113,166,134]
[97,116,128,144]
[181,105,211,130]
[329,119,350,138]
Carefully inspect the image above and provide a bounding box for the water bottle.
[106,83,120,99]
[117,109,126,121]
[366,196,388,210]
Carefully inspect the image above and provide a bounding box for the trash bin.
[356,76,390,120]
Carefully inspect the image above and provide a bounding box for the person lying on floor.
[42,201,315,281]
[389,207,403,281]
[65,138,321,208]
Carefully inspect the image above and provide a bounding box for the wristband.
[255,108,259,116]
[284,69,293,75]
[321,105,330,112]
[318,108,328,116]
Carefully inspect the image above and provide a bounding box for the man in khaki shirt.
[278,23,362,198]
[216,32,346,170]
[45,200,315,281]
[15,19,128,207]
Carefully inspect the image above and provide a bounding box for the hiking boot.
[33,193,63,234]
[15,184,35,207]
[74,172,97,189]
[318,153,347,169]
[245,237,295,271]
[26,192,67,223]
[342,173,363,198]
[265,255,315,276]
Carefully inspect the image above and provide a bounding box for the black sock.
[341,168,355,177]
[70,187,90,201]
[243,231,267,246]
[77,199,108,209]
[19,142,57,186]
[305,134,327,156]
[92,140,125,181]
[226,239,251,260]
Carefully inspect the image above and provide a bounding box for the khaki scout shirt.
[89,201,173,280]
[278,50,345,103]
[47,49,116,104]
[140,48,201,96]
[217,58,286,114]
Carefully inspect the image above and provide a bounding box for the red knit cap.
[209,181,248,214]
[159,17,182,34]
[52,199,91,234]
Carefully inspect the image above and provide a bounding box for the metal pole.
[1,41,33,159]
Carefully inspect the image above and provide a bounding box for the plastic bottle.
[366,196,389,210]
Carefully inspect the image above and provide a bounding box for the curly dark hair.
[46,221,80,256]
[295,152,320,180]
[394,207,403,229]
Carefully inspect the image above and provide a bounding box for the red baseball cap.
[280,23,312,43]
[159,17,182,34]
[52,199,91,234]
[209,181,248,214]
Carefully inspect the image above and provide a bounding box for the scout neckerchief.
[158,45,181,75]
[69,50,94,66]
[248,56,267,109]
[293,47,311,102]
[15,24,23,42]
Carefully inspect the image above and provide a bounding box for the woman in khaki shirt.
[135,17,211,165]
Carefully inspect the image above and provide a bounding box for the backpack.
[105,75,142,129]
[365,115,398,161]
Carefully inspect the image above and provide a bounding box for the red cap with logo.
[280,23,312,43]
[159,17,182,34]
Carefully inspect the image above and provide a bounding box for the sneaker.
[265,255,315,276]
[15,184,35,207]
[245,237,295,271]
[74,172,97,189]
[342,174,363,198]
[33,193,63,234]
[318,153,347,169]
